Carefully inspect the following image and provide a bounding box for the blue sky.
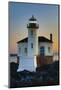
[9,2,59,53]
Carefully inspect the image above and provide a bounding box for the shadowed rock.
[9,61,59,88]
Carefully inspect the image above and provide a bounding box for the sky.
[9,2,59,54]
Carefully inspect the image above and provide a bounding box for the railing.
[27,23,39,28]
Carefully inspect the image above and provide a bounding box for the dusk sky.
[9,2,59,54]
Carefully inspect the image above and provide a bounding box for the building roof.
[17,36,53,44]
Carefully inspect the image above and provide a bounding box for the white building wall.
[33,30,38,55]
[18,42,53,57]
[17,56,37,72]
[39,42,53,56]
[17,41,53,72]
[28,33,34,56]
[28,28,38,56]
[18,42,28,56]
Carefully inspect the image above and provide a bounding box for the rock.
[9,61,59,87]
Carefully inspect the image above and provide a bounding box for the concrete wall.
[28,28,38,56]
[17,56,37,72]
[17,41,53,71]
[18,42,28,56]
[18,42,53,57]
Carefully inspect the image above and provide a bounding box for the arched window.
[40,46,45,55]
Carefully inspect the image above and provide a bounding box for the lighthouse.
[27,15,39,56]
[17,15,39,72]
[17,15,53,72]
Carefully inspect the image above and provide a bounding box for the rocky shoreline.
[9,61,59,88]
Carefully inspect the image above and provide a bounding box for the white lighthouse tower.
[17,15,39,72]
[17,15,53,72]
[27,15,39,56]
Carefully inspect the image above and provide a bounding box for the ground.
[9,61,59,88]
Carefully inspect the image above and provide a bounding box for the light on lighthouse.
[27,15,39,29]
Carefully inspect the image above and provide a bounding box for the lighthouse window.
[40,46,45,55]
[31,43,33,48]
[25,48,27,54]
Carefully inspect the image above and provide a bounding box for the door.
[40,46,45,56]
[40,46,45,65]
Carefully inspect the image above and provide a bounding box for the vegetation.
[9,61,59,88]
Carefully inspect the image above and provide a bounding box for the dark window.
[48,47,50,52]
[25,48,27,54]
[31,43,33,48]
[40,46,45,55]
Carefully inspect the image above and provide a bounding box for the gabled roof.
[17,36,53,44]
[17,37,28,43]
[38,36,53,43]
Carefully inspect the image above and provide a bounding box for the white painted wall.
[39,42,53,56]
[28,30,34,56]
[33,30,38,55]
[17,56,37,72]
[18,42,53,57]
[17,41,53,72]
[28,28,38,56]
[18,42,28,56]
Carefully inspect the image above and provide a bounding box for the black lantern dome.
[27,15,39,29]
[29,15,37,21]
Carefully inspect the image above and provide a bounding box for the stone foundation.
[17,56,37,72]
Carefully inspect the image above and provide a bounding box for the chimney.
[50,33,52,42]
